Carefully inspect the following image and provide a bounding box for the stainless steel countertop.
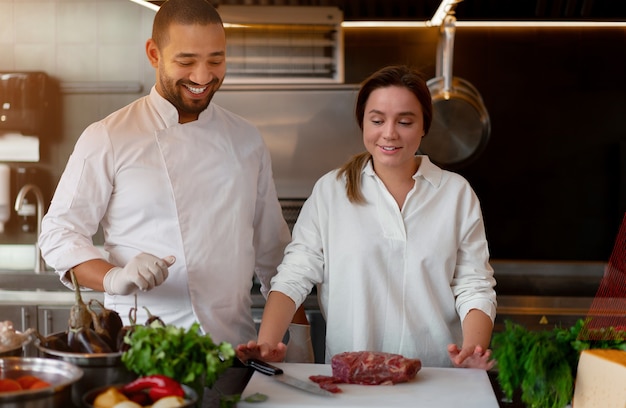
[0,289,104,305]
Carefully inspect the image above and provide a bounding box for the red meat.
[309,374,343,393]
[309,351,421,391]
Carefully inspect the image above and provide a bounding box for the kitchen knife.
[247,359,335,397]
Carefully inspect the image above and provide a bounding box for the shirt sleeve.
[270,178,326,309]
[451,185,497,323]
[39,121,113,281]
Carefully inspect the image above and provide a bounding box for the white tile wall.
[56,44,99,81]
[0,3,14,45]
[0,0,156,183]
[14,44,56,71]
[14,2,56,44]
[56,2,98,44]
[3,0,153,81]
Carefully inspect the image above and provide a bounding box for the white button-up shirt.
[270,156,496,366]
[39,86,290,345]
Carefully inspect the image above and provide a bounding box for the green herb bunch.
[492,318,626,408]
[121,320,235,390]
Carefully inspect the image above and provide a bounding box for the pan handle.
[440,14,457,96]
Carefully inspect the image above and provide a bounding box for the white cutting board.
[238,363,499,408]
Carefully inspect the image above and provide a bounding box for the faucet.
[14,184,46,273]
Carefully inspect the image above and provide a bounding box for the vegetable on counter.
[122,374,185,402]
[93,387,128,408]
[117,303,139,353]
[89,298,124,351]
[121,321,235,390]
[67,269,113,354]
[92,377,188,408]
[491,318,626,408]
[143,306,166,327]
[151,396,187,408]
[15,375,51,390]
[39,277,128,355]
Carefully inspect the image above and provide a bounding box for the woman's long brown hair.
[337,65,433,204]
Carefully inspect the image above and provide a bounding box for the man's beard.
[159,73,222,116]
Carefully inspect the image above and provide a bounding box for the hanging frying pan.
[419,14,490,169]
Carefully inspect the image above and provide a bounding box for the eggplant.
[67,270,111,353]
[68,326,113,353]
[117,304,138,352]
[37,331,71,352]
[88,299,123,351]
[67,270,93,331]
[143,306,165,327]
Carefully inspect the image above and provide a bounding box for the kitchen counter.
[0,289,103,305]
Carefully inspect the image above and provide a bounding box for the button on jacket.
[40,87,290,345]
[270,156,496,367]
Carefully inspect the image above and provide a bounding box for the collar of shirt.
[148,86,215,127]
[362,155,444,188]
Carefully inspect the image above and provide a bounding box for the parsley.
[121,321,235,391]
[492,318,626,408]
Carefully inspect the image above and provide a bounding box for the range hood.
[128,1,344,84]
[218,5,344,84]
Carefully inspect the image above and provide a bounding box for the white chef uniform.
[39,86,291,346]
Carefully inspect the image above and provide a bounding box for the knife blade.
[247,359,335,397]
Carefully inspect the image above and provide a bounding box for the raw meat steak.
[309,351,422,392]
[332,351,422,384]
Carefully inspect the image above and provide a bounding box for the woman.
[237,65,496,368]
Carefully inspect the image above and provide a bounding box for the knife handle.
[248,359,284,376]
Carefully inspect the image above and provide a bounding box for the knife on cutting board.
[247,359,335,397]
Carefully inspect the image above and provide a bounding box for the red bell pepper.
[122,374,185,402]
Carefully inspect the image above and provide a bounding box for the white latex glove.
[284,323,315,363]
[103,253,175,296]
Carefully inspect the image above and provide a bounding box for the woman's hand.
[447,344,495,370]
[235,340,287,363]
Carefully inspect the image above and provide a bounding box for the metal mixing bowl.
[0,357,83,408]
[0,344,23,358]
[35,332,135,407]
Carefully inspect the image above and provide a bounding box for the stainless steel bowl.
[0,345,23,358]
[82,383,198,408]
[0,357,83,408]
[35,332,135,407]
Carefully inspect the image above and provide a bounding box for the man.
[39,0,312,360]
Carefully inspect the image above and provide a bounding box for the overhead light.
[342,20,626,28]
[129,0,159,12]
[453,20,626,27]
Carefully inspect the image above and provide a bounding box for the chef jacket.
[39,86,291,346]
[270,156,497,367]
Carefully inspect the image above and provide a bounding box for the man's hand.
[103,253,175,295]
